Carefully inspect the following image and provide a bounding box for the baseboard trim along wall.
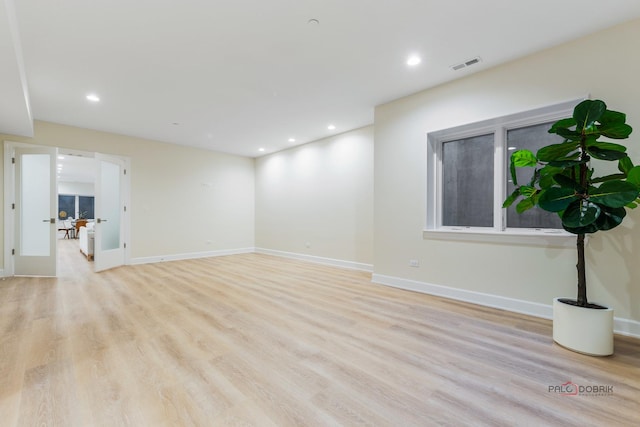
[371,273,640,339]
[130,247,255,265]
[255,247,374,272]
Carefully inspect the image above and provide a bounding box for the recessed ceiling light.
[258,148,265,152]
[508,146,517,151]
[328,124,336,130]
[86,93,100,102]
[407,55,421,66]
[57,155,65,160]
[288,138,296,142]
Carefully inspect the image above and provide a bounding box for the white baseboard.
[255,248,373,272]
[132,246,373,272]
[613,317,640,338]
[130,247,255,265]
[372,273,640,339]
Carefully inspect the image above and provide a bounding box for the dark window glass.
[442,134,494,227]
[78,196,95,219]
[58,195,75,219]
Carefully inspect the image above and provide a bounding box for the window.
[505,123,562,229]
[442,133,494,227]
[78,196,95,219]
[426,99,582,238]
[58,195,75,220]
[58,194,95,219]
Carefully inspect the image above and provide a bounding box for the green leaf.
[598,123,633,139]
[590,173,626,184]
[538,187,579,212]
[518,185,537,197]
[509,156,518,186]
[599,109,626,124]
[586,141,627,152]
[536,142,580,162]
[511,150,537,167]
[553,173,583,191]
[587,146,628,161]
[539,165,566,176]
[502,189,520,208]
[626,166,640,186]
[574,99,606,131]
[516,197,535,214]
[553,128,582,140]
[563,222,598,235]
[539,174,555,189]
[589,180,640,208]
[594,206,626,231]
[619,156,634,174]
[548,157,587,168]
[562,200,601,228]
[538,165,567,188]
[549,117,577,134]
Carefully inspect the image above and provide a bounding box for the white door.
[94,153,126,272]
[14,146,57,276]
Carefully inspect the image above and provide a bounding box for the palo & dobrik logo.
[548,381,613,397]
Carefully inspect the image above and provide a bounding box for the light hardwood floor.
[1,239,639,426]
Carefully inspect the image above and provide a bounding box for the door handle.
[97,218,108,223]
[43,218,55,223]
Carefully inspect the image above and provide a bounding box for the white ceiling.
[56,151,95,184]
[3,1,640,158]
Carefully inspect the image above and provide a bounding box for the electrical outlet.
[409,259,420,267]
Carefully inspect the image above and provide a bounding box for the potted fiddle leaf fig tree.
[503,99,640,356]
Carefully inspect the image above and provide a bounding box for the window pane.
[79,196,95,219]
[100,160,121,250]
[442,134,494,227]
[21,154,50,256]
[506,122,564,229]
[58,195,75,220]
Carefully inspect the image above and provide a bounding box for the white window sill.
[423,228,577,248]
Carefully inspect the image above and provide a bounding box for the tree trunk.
[576,233,587,307]
[576,132,589,307]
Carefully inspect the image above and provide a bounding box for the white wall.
[373,18,640,328]
[1,120,255,263]
[255,126,374,268]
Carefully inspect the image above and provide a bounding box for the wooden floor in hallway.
[1,240,639,426]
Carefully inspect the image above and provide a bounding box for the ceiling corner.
[0,0,34,137]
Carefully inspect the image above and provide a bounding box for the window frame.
[426,98,584,246]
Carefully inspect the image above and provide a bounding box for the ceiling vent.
[451,56,482,71]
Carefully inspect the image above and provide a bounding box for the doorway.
[3,142,131,276]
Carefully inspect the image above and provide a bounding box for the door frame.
[3,141,132,277]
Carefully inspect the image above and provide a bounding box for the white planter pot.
[553,297,614,356]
